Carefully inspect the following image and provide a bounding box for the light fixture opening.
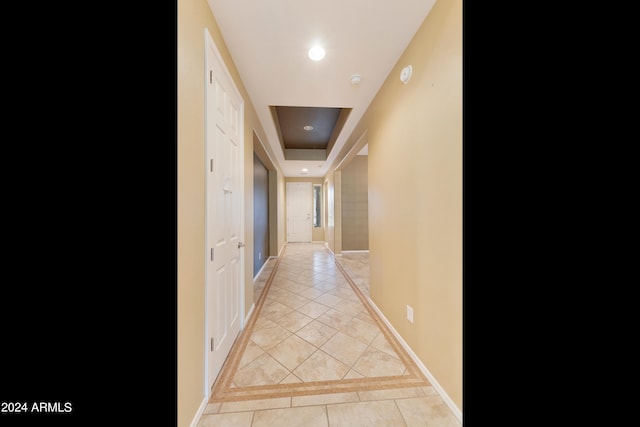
[308,46,325,61]
[303,125,314,131]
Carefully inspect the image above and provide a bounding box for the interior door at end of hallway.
[286,182,312,242]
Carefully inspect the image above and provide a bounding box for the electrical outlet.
[407,305,414,323]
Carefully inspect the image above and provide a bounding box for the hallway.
[197,243,460,426]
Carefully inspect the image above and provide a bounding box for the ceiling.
[206,0,437,178]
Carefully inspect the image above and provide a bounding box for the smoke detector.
[351,74,362,86]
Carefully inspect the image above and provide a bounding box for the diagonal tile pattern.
[200,243,461,426]
[209,243,429,403]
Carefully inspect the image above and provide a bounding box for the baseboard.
[193,301,255,426]
[253,259,272,281]
[341,249,369,253]
[252,253,279,282]
[244,302,256,327]
[190,395,210,427]
[367,297,462,424]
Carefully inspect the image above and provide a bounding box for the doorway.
[204,28,245,393]
[253,152,269,277]
[286,182,312,242]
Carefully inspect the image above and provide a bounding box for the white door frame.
[286,182,312,242]
[203,27,245,397]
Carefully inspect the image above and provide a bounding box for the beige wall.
[177,0,283,426]
[325,172,336,253]
[334,172,342,254]
[332,0,462,411]
[324,171,342,255]
[341,155,369,251]
[276,175,286,254]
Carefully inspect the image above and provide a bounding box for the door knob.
[238,242,245,248]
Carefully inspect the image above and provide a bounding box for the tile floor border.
[209,243,430,403]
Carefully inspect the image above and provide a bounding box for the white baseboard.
[367,297,462,424]
[341,250,369,253]
[253,259,273,281]
[194,303,256,427]
[190,395,210,427]
[244,302,256,327]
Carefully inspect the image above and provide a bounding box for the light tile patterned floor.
[199,243,461,427]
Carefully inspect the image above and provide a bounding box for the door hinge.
[211,337,214,351]
[211,248,214,261]
[209,70,213,84]
[210,158,214,172]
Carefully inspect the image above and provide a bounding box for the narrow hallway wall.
[177,0,278,425]
[333,0,462,412]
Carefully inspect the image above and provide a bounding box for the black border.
[2,2,177,425]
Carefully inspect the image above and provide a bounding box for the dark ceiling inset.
[270,106,352,160]
[276,106,339,149]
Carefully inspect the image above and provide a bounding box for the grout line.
[332,256,429,383]
[211,247,287,396]
[210,243,429,403]
[323,405,329,427]
[393,399,409,427]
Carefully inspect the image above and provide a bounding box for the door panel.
[286,182,312,242]
[205,29,244,391]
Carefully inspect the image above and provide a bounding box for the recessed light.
[303,125,314,131]
[302,168,308,172]
[308,46,325,61]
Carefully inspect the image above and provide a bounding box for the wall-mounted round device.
[400,65,412,84]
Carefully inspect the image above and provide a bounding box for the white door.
[204,29,244,392]
[286,182,312,242]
